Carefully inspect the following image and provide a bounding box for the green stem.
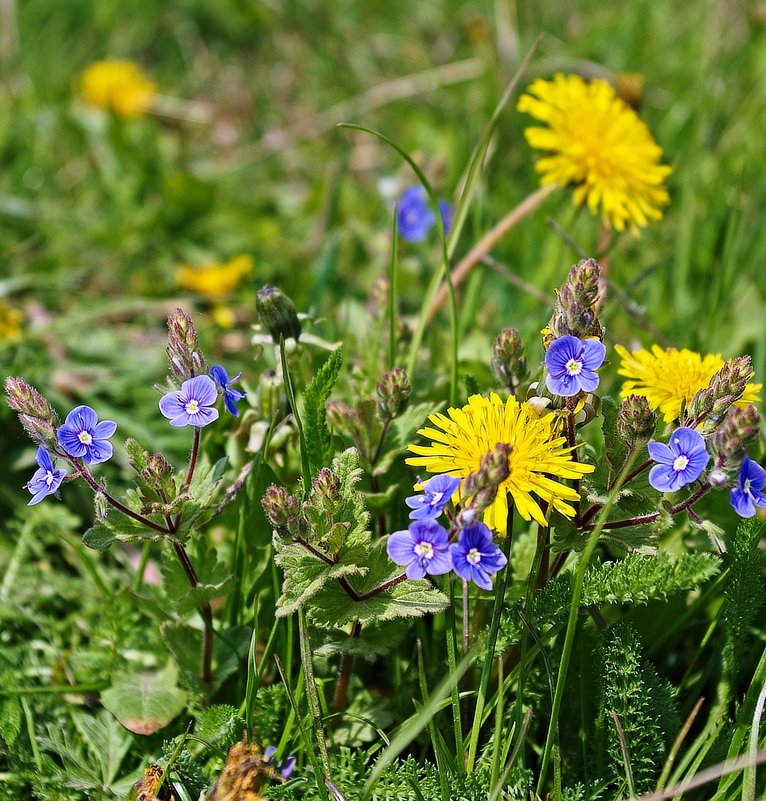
[388,207,398,370]
[279,337,313,495]
[445,578,464,766]
[466,503,514,771]
[536,451,640,794]
[298,607,331,775]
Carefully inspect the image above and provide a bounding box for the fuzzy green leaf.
[82,508,166,551]
[176,457,228,535]
[601,395,628,477]
[174,575,238,616]
[194,704,246,751]
[304,346,343,473]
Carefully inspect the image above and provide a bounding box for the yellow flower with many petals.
[177,255,252,298]
[80,60,156,118]
[406,393,594,533]
[517,73,672,232]
[0,300,22,341]
[616,344,761,423]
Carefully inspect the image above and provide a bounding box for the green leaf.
[101,663,187,735]
[174,575,238,616]
[194,705,245,751]
[274,539,365,617]
[313,621,405,661]
[601,395,628,477]
[0,696,22,746]
[71,710,132,786]
[176,457,228,535]
[82,507,167,551]
[309,541,449,627]
[303,346,343,473]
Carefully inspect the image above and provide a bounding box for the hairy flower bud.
[256,284,302,344]
[262,484,301,534]
[617,395,657,442]
[687,356,754,425]
[548,258,604,341]
[5,376,59,446]
[141,453,173,487]
[309,467,342,512]
[166,308,206,382]
[713,404,762,466]
[491,328,527,389]
[376,368,412,419]
[459,443,511,524]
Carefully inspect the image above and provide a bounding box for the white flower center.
[45,471,54,486]
[414,541,434,560]
[467,547,482,565]
[78,431,93,445]
[673,455,689,472]
[744,478,752,493]
[430,491,445,507]
[565,358,583,376]
[185,399,201,415]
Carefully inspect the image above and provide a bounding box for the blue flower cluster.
[387,475,507,589]
[24,364,245,506]
[396,186,453,243]
[646,426,766,519]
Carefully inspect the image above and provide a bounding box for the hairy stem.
[181,426,201,492]
[331,620,361,716]
[173,541,214,684]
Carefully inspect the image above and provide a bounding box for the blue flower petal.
[387,530,415,566]
[731,487,756,517]
[668,427,706,458]
[580,338,606,370]
[647,440,674,465]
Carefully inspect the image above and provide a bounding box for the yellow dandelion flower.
[177,255,252,298]
[0,300,22,341]
[406,393,594,533]
[80,60,156,118]
[616,344,762,423]
[517,73,672,232]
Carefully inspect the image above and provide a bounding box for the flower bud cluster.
[687,356,753,426]
[491,328,527,390]
[166,308,206,382]
[5,376,59,446]
[376,368,411,419]
[262,485,302,536]
[617,395,657,442]
[712,404,761,468]
[548,258,604,342]
[456,443,511,528]
[256,284,302,344]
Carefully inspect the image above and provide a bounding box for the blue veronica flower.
[159,374,219,427]
[545,335,606,397]
[57,405,117,465]
[210,365,246,417]
[396,186,436,242]
[405,474,461,520]
[387,519,452,580]
[449,523,507,590]
[25,446,67,505]
[648,426,709,492]
[263,746,297,780]
[730,456,766,518]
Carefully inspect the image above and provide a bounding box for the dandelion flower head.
[177,255,252,298]
[517,73,672,232]
[406,393,594,532]
[616,344,761,423]
[80,60,156,118]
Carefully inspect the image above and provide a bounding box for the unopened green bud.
[256,284,302,344]
[309,467,342,513]
[94,491,107,522]
[688,356,754,425]
[459,443,511,523]
[617,395,657,442]
[166,308,206,381]
[262,484,301,534]
[548,258,604,340]
[141,453,173,488]
[713,404,762,466]
[5,376,59,446]
[491,328,527,389]
[376,368,412,419]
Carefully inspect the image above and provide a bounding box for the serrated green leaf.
[194,704,245,748]
[304,346,343,473]
[174,575,238,616]
[313,621,405,661]
[82,508,167,551]
[176,457,228,535]
[101,663,187,735]
[274,540,365,617]
[71,710,132,785]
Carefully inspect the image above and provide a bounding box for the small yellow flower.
[79,60,156,118]
[616,344,762,423]
[406,393,594,533]
[177,255,252,298]
[517,73,672,232]
[0,300,22,341]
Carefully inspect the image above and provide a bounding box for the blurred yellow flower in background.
[80,60,156,118]
[616,344,761,422]
[0,300,22,341]
[177,255,252,298]
[518,73,671,232]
